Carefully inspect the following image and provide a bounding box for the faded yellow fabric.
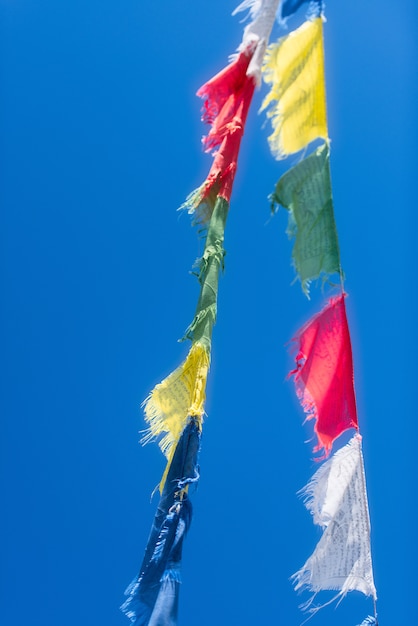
[142,342,209,490]
[261,17,328,158]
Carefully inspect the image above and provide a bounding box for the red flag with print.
[289,294,358,457]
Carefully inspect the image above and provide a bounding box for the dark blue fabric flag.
[281,0,323,19]
[121,418,201,626]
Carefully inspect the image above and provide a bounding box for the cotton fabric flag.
[261,17,328,158]
[289,294,358,457]
[292,434,377,611]
[121,418,200,626]
[182,46,256,226]
[233,0,282,81]
[183,196,228,350]
[280,0,323,21]
[270,142,341,295]
[142,342,208,491]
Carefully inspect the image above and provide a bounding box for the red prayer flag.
[289,294,358,458]
[197,46,256,202]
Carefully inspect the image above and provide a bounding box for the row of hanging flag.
[121,1,377,624]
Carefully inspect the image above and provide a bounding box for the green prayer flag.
[271,142,341,296]
[184,196,228,349]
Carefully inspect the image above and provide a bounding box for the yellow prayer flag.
[142,342,209,459]
[261,17,328,158]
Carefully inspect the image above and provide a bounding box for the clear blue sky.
[1,1,417,625]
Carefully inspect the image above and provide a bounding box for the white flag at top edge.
[233,0,281,82]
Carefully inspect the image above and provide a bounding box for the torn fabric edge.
[198,47,255,154]
[121,418,200,626]
[292,434,377,616]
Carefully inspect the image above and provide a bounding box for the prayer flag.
[261,17,328,158]
[142,342,208,487]
[183,196,228,349]
[270,142,341,295]
[233,0,282,81]
[182,47,256,226]
[121,418,200,626]
[292,434,377,612]
[281,0,323,21]
[289,294,358,457]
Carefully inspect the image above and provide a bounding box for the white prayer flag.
[233,0,281,81]
[293,434,377,609]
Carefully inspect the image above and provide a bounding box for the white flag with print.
[293,434,377,607]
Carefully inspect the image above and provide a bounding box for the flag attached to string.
[292,434,377,613]
[183,197,228,349]
[261,16,328,158]
[142,342,208,492]
[270,142,341,295]
[121,418,201,626]
[289,294,358,458]
[181,45,256,226]
[233,0,282,82]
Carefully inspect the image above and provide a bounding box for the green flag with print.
[270,142,341,296]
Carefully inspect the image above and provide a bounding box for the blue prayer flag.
[121,418,200,625]
[281,0,323,20]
